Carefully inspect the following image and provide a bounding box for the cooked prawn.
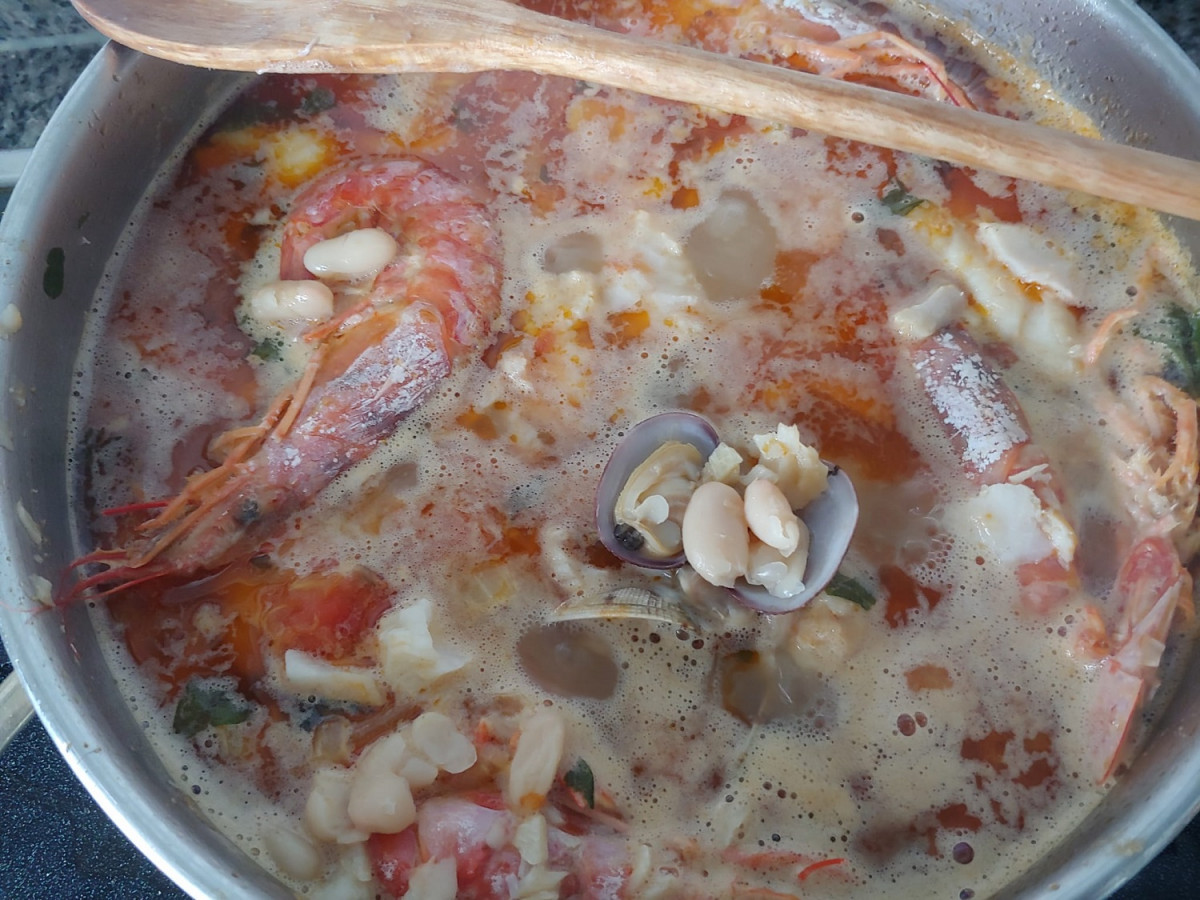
[1082,373,1199,779]
[1115,376,1200,548]
[683,1,974,107]
[66,156,502,599]
[1088,535,1191,781]
[910,326,1079,613]
[909,324,1200,779]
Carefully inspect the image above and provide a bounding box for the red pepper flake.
[961,729,1013,773]
[881,565,944,628]
[102,499,169,517]
[936,803,983,832]
[797,857,845,881]
[1014,757,1057,789]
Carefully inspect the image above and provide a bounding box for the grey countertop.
[2,1,1200,898]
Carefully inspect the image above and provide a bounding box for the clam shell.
[594,413,860,615]
[551,585,725,632]
[730,464,859,614]
[595,412,720,569]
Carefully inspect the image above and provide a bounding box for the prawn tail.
[1089,536,1189,781]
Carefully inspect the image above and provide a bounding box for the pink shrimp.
[366,791,634,899]
[910,326,1078,613]
[1089,535,1191,781]
[66,156,501,600]
[912,328,1198,780]
[1085,377,1199,780]
[681,3,975,107]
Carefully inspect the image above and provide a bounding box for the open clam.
[595,412,720,569]
[595,412,859,614]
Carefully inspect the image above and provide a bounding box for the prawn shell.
[595,412,721,569]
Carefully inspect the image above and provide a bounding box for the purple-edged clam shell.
[595,412,720,569]
[730,465,859,614]
[595,413,860,614]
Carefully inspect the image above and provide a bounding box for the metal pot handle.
[0,671,34,754]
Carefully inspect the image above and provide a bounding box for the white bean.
[347,771,415,834]
[514,813,550,866]
[410,711,477,774]
[304,767,367,844]
[249,280,334,323]
[506,708,565,811]
[743,478,802,556]
[262,825,323,881]
[303,227,399,280]
[403,858,459,900]
[347,733,417,834]
[398,755,439,789]
[682,481,749,588]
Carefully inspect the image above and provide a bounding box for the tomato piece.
[417,793,522,899]
[262,568,393,660]
[368,826,421,898]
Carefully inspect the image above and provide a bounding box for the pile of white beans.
[249,227,401,325]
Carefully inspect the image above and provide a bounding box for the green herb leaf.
[1137,304,1200,398]
[299,87,337,117]
[564,758,595,809]
[218,101,280,132]
[824,572,876,610]
[43,247,65,299]
[251,337,283,361]
[881,180,925,216]
[173,679,252,737]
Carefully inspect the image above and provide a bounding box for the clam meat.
[613,440,704,559]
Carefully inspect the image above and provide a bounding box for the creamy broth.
[71,1,1200,897]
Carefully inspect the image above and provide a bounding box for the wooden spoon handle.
[536,38,1200,221]
[74,0,1200,220]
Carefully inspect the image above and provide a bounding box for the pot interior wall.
[0,46,288,899]
[1,3,1199,897]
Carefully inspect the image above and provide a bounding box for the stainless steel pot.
[2,3,1199,897]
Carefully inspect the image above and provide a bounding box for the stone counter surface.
[2,0,1200,897]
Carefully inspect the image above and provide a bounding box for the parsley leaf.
[564,758,595,808]
[299,87,337,117]
[251,337,283,361]
[1137,304,1200,398]
[173,679,252,737]
[824,572,876,610]
[881,179,925,216]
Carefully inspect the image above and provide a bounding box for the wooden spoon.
[74,0,1200,220]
